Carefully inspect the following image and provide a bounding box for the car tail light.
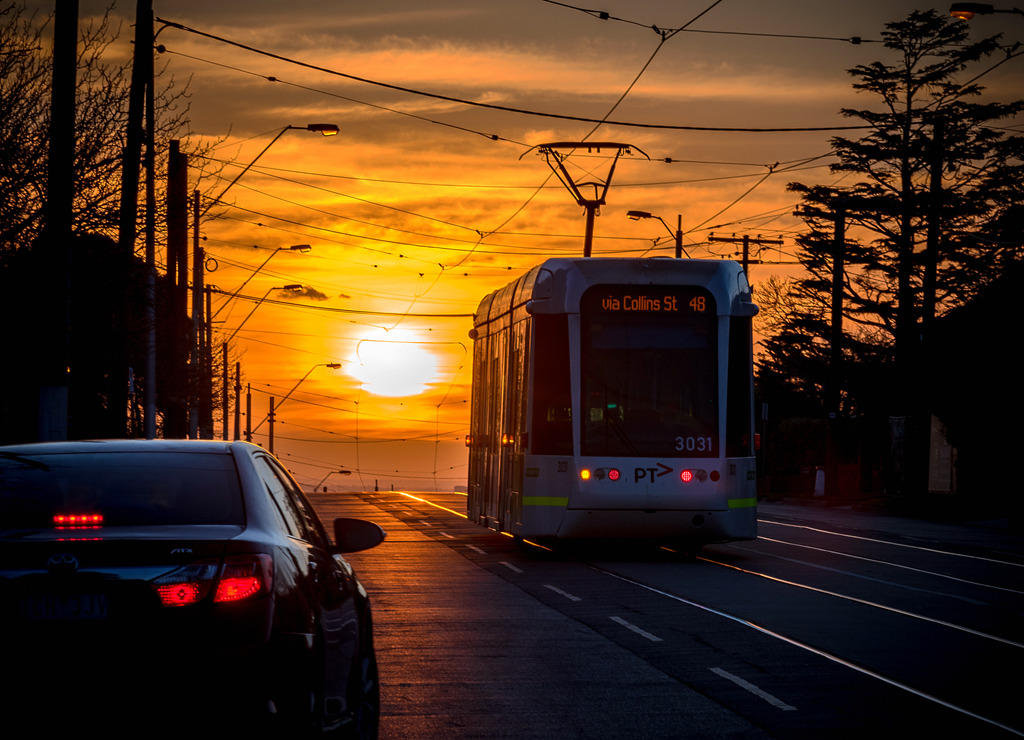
[156,581,205,607]
[151,554,272,608]
[214,554,273,603]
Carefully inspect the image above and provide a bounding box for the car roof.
[0,439,261,455]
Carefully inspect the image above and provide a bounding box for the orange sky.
[36,1,1024,490]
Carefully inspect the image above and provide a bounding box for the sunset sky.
[30,1,1024,491]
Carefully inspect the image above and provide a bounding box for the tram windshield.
[580,285,718,458]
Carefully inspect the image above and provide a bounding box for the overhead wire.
[157,4,881,484]
[155,16,870,133]
[540,0,879,44]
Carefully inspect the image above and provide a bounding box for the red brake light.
[151,554,272,607]
[214,554,273,603]
[680,469,694,483]
[54,513,103,529]
[156,582,203,607]
[607,468,621,481]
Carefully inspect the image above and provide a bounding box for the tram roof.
[472,257,757,330]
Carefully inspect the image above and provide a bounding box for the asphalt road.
[314,492,1024,739]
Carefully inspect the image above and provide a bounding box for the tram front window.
[580,285,718,458]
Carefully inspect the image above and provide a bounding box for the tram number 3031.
[675,436,713,452]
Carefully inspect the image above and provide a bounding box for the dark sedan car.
[0,439,384,737]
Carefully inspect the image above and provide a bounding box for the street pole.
[826,199,846,497]
[707,233,781,275]
[143,3,156,439]
[165,141,190,438]
[114,0,152,438]
[234,362,242,440]
[222,343,229,440]
[675,215,683,259]
[190,190,204,438]
[39,0,77,441]
[268,397,275,454]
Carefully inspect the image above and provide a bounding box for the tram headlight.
[587,468,622,482]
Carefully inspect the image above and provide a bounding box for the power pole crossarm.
[708,233,783,274]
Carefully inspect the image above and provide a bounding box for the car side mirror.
[332,517,386,553]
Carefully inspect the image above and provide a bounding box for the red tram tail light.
[680,469,711,483]
[591,468,622,481]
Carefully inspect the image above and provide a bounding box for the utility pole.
[707,233,782,275]
[708,231,778,274]
[142,5,156,440]
[190,190,206,438]
[115,0,152,438]
[826,199,846,497]
[222,343,229,440]
[268,398,276,454]
[234,362,242,441]
[165,141,189,438]
[39,0,77,441]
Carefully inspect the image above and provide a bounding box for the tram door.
[483,340,503,528]
[501,321,528,531]
[467,335,487,524]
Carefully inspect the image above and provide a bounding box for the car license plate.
[20,593,108,620]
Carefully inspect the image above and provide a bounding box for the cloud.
[290,286,329,301]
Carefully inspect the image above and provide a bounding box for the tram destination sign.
[584,285,714,315]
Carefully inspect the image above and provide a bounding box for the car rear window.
[0,451,244,530]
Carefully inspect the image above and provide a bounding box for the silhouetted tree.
[759,10,1023,496]
[0,2,214,441]
[0,2,199,253]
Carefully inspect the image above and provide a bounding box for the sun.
[349,330,440,397]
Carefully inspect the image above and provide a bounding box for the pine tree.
[762,9,1023,495]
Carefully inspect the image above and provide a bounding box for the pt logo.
[634,463,672,482]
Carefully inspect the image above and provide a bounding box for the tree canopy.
[757,10,1023,497]
[761,10,1022,415]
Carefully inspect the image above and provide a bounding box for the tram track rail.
[583,555,1023,738]
[386,490,1024,737]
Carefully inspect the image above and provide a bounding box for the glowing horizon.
[26,0,1020,491]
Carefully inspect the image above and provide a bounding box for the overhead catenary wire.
[539,0,880,44]
[155,17,870,133]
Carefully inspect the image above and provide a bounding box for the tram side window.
[531,314,573,455]
[726,316,754,457]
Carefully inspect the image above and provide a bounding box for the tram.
[466,257,758,544]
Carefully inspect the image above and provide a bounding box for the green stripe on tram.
[727,497,757,509]
[523,496,570,507]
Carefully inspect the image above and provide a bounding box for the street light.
[627,210,690,258]
[949,3,1024,18]
[203,123,339,216]
[226,284,303,343]
[211,244,311,321]
[252,362,342,435]
[315,469,353,492]
[250,362,342,451]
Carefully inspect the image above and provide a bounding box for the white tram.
[467,258,759,544]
